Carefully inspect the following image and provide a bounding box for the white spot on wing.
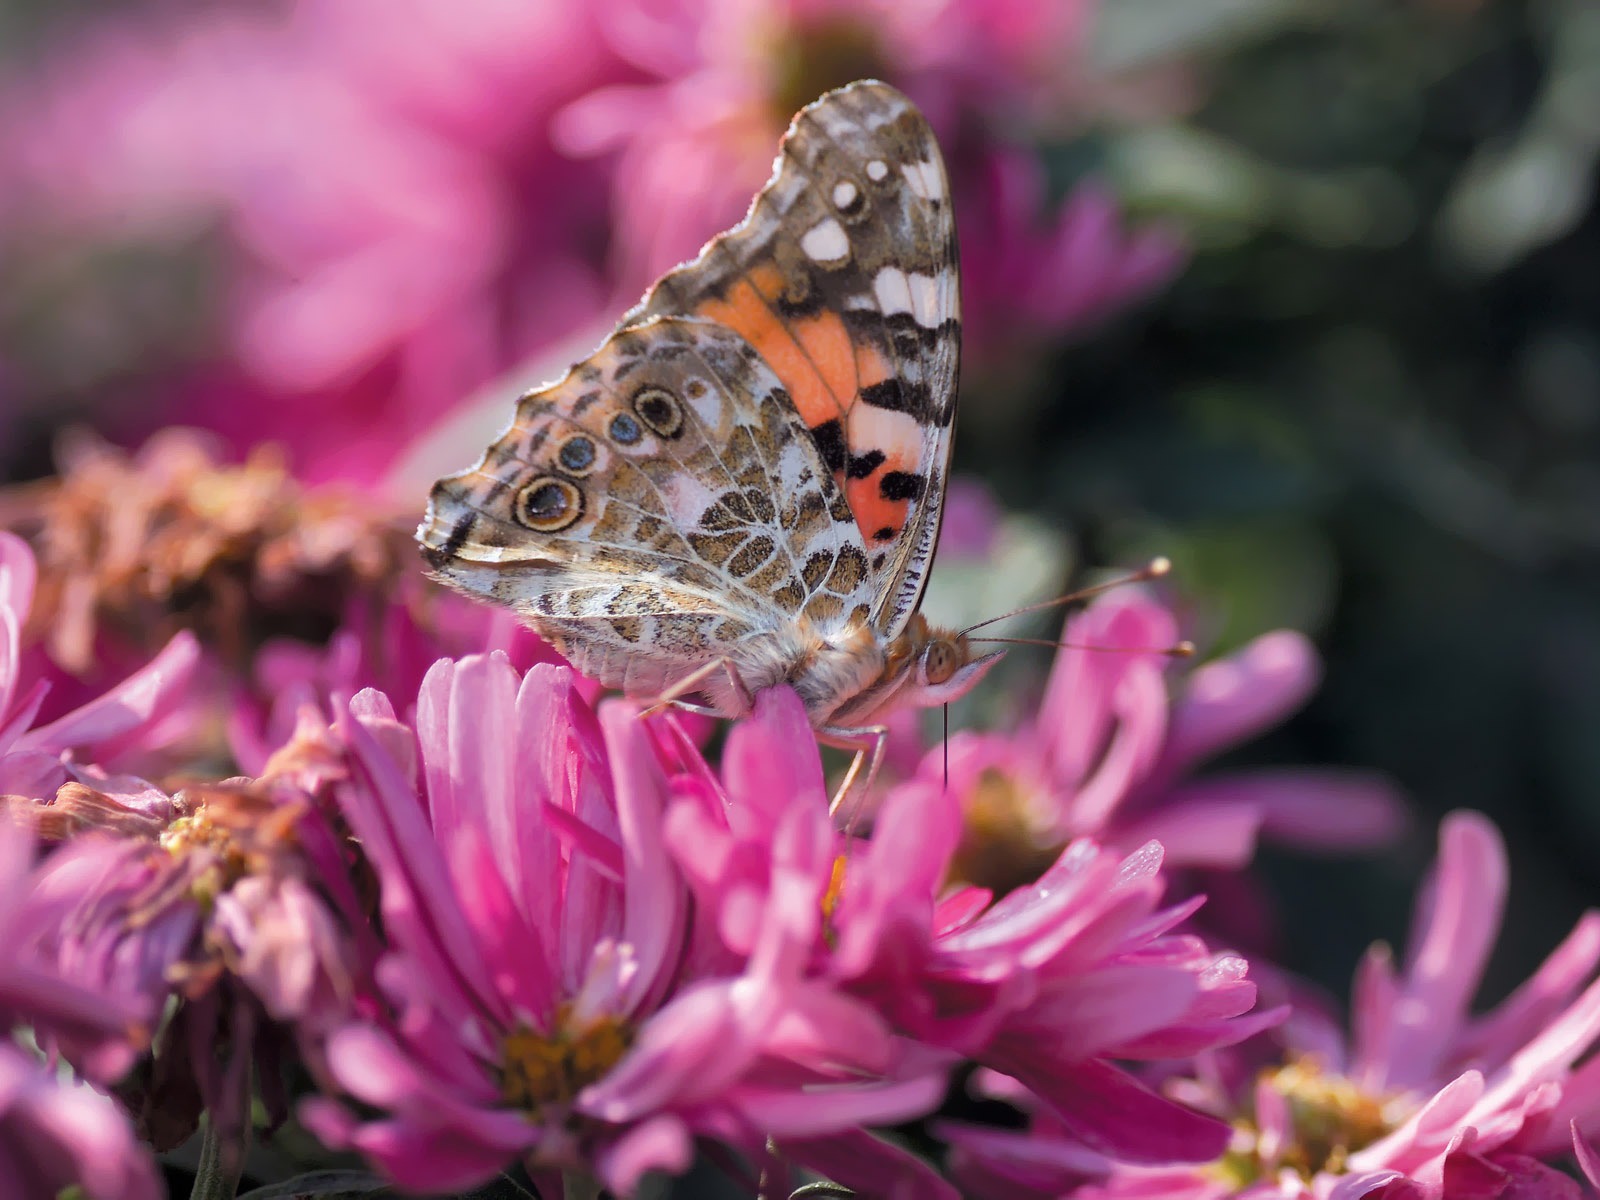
[901,159,944,202]
[848,404,923,466]
[800,218,850,264]
[874,267,914,318]
[908,272,944,328]
[875,268,946,328]
[866,159,889,182]
[832,180,859,210]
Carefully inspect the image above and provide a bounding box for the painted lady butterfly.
[417,80,1002,742]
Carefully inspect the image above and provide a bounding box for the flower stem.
[188,1112,248,1200]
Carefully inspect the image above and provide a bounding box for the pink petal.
[596,1114,693,1195]
[1160,629,1320,776]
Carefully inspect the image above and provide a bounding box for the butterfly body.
[418,80,1001,731]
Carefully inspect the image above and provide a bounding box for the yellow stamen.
[1209,1056,1397,1186]
[499,1004,633,1116]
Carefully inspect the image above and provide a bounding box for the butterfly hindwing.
[419,318,877,710]
[621,80,960,640]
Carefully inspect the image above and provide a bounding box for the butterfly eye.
[516,477,584,532]
[609,413,642,445]
[557,436,597,476]
[632,387,684,439]
[921,638,961,686]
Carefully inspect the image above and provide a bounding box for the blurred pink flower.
[0,1040,160,1200]
[556,0,1179,359]
[0,530,200,801]
[305,655,943,1196]
[15,721,378,1150]
[958,150,1187,355]
[1,3,625,479]
[909,591,1404,898]
[0,820,149,1087]
[948,811,1600,1199]
[667,686,1278,1172]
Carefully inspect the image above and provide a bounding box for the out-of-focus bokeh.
[2,0,1597,1013]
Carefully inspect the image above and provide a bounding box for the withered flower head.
[0,426,421,672]
[12,713,376,1151]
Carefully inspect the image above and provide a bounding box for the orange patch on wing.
[853,342,894,393]
[847,479,910,547]
[789,310,857,411]
[695,265,848,430]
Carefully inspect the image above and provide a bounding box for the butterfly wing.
[621,79,960,641]
[418,318,877,713]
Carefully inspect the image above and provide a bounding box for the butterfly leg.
[640,657,752,719]
[817,723,890,836]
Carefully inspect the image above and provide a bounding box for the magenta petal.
[349,1115,528,1194]
[598,701,685,1016]
[1016,1057,1232,1164]
[1383,812,1508,1090]
[1573,1121,1600,1187]
[1160,629,1320,775]
[21,631,200,760]
[723,686,827,837]
[786,1128,961,1200]
[576,982,754,1122]
[596,1114,693,1195]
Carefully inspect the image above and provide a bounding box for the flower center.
[1214,1057,1396,1185]
[947,767,1062,896]
[498,1004,633,1116]
[161,807,254,907]
[768,17,890,126]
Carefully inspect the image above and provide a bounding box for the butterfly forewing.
[621,80,960,640]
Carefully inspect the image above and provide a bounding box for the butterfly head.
[879,613,1004,711]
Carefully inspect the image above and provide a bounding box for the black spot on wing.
[860,379,933,423]
[810,418,848,474]
[872,525,896,542]
[879,471,925,502]
[422,510,475,570]
[846,450,886,480]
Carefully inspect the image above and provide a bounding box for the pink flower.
[958,150,1187,355]
[13,714,379,1150]
[556,0,1178,360]
[1,4,625,478]
[949,811,1600,1199]
[667,686,1279,1174]
[304,655,943,1196]
[0,530,199,805]
[908,590,1404,898]
[0,1040,160,1200]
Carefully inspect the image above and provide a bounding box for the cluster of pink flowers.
[1,500,1599,1199]
[0,0,1180,480]
[2,6,1596,1198]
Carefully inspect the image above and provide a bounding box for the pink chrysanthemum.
[904,590,1404,902]
[304,655,944,1197]
[666,686,1281,1178]
[947,810,1600,1199]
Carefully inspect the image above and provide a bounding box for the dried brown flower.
[0,427,419,671]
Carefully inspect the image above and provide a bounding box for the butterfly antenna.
[958,556,1172,637]
[967,635,1196,657]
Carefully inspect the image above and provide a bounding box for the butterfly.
[417,79,1002,746]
